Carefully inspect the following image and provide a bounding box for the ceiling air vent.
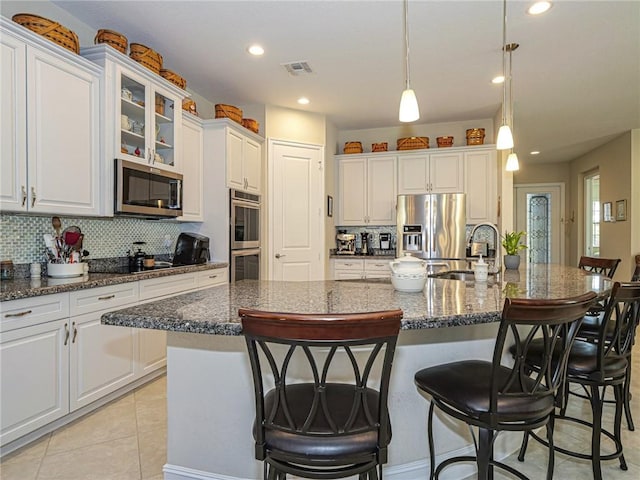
[282,61,313,76]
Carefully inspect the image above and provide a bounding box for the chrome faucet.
[468,222,501,273]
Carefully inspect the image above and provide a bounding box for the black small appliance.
[128,241,147,272]
[173,233,210,266]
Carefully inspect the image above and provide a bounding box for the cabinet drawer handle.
[98,294,116,301]
[343,263,353,266]
[21,186,27,207]
[64,323,69,346]
[31,187,36,207]
[72,321,77,343]
[208,275,218,279]
[5,309,33,318]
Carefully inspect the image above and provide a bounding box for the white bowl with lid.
[389,253,427,274]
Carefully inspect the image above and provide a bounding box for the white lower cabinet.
[331,259,391,280]
[0,318,70,446]
[0,268,228,448]
[68,284,139,411]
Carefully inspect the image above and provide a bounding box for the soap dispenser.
[474,255,489,282]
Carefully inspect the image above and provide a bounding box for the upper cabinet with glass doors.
[81,44,187,216]
[82,45,186,171]
[119,69,177,167]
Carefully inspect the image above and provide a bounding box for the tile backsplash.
[1,214,183,264]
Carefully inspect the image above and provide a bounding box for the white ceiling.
[52,0,640,164]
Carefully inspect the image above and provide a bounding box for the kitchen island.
[101,264,610,480]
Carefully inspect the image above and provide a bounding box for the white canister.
[121,114,131,131]
[30,262,41,277]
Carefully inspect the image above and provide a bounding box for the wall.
[569,132,634,280]
[337,118,494,155]
[264,105,326,145]
[0,213,182,265]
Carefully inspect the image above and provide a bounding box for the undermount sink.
[429,270,477,281]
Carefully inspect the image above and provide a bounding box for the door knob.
[275,253,286,259]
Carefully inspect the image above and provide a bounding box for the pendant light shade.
[497,124,514,150]
[506,151,520,171]
[399,88,420,122]
[399,0,419,122]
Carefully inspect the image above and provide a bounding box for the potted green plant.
[502,231,527,270]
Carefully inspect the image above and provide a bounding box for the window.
[584,172,600,257]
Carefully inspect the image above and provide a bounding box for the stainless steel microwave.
[115,159,183,218]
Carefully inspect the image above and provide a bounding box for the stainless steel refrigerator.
[396,193,466,262]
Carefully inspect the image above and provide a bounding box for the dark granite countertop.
[101,264,612,335]
[0,262,228,302]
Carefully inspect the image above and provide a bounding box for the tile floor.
[1,348,639,480]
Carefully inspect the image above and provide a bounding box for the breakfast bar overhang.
[101,264,611,480]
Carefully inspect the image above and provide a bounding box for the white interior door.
[269,140,324,281]
[515,183,565,264]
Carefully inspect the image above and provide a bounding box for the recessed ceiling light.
[528,1,552,15]
[297,97,310,105]
[530,151,540,155]
[247,44,264,56]
[492,75,505,84]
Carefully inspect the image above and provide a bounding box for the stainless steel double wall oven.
[230,189,260,282]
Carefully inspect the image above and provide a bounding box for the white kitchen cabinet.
[464,149,498,224]
[179,113,204,221]
[364,259,392,279]
[0,19,101,216]
[213,120,263,194]
[0,293,70,446]
[331,258,391,280]
[137,267,229,373]
[337,155,397,226]
[397,151,464,194]
[68,284,138,410]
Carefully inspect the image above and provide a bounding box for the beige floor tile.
[47,396,137,455]
[138,426,167,479]
[0,458,41,480]
[37,435,141,480]
[134,376,166,404]
[134,398,166,434]
[1,434,50,465]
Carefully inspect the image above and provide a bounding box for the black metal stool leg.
[477,428,494,480]
[518,431,530,461]
[614,383,628,471]
[589,385,604,480]
[427,402,437,480]
[545,415,555,480]
[623,361,635,431]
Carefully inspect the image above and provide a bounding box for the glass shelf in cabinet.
[155,140,173,149]
[155,112,173,123]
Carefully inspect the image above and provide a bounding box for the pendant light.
[399,0,419,122]
[496,0,513,149]
[505,42,520,171]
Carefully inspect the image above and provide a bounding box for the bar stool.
[414,293,596,480]
[240,308,402,480]
[578,256,621,278]
[518,282,640,480]
[574,256,639,430]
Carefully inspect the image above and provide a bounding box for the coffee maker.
[379,233,391,250]
[336,231,356,255]
[360,232,372,255]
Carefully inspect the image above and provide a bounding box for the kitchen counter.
[0,262,228,302]
[100,264,610,480]
[101,263,610,334]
